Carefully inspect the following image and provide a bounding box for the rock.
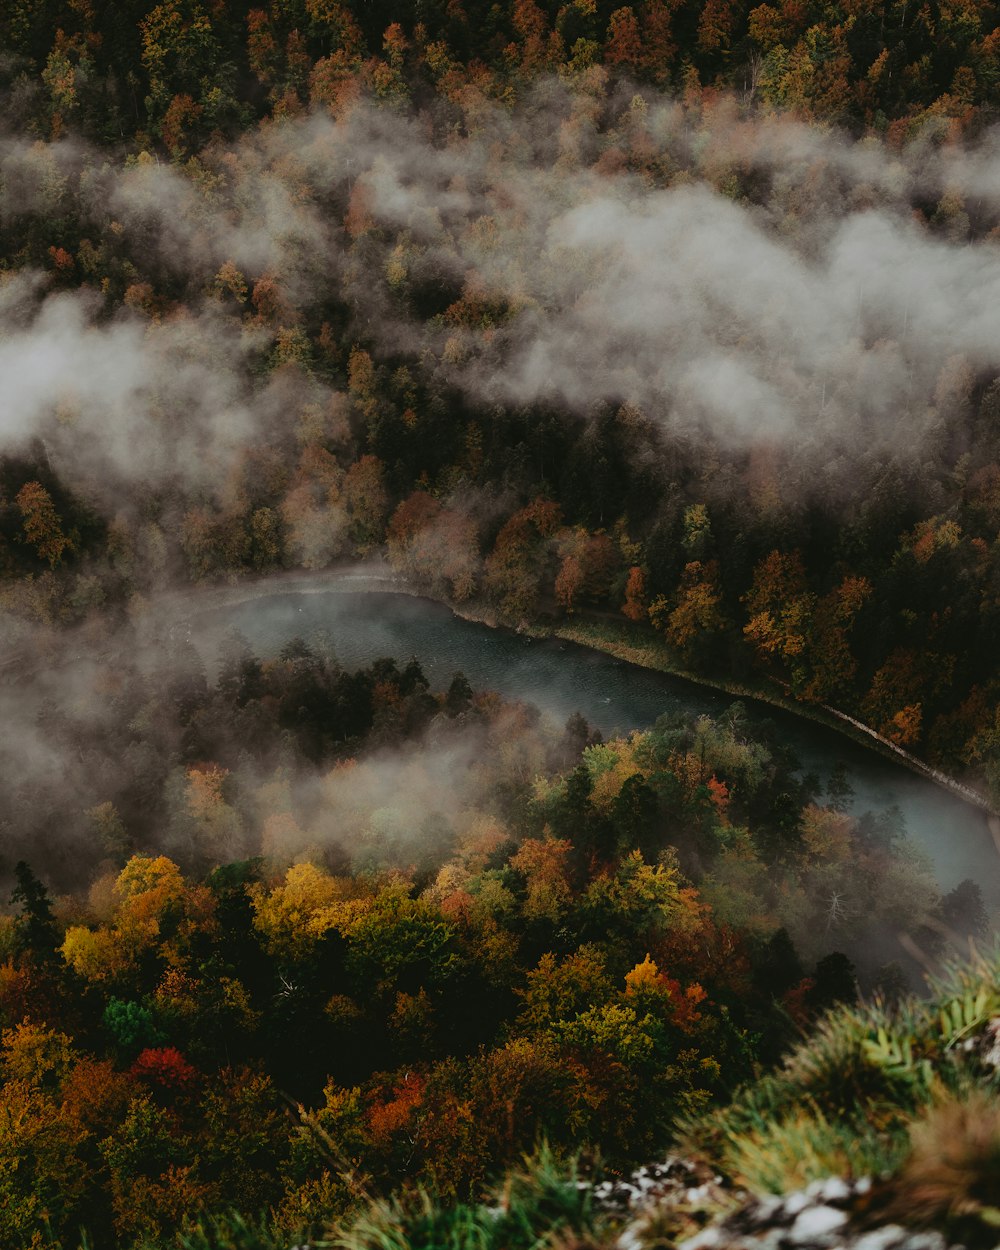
[675,1228,722,1250]
[782,1192,812,1219]
[851,1227,908,1250]
[588,1154,728,1218]
[788,1204,848,1243]
[739,1196,784,1229]
[899,1235,948,1250]
[609,1164,967,1250]
[617,1230,645,1250]
[819,1177,852,1205]
[964,1015,1000,1070]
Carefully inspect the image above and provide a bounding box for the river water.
[190,588,1000,915]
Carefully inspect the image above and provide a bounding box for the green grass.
[679,946,1000,1197]
[332,1145,605,1250]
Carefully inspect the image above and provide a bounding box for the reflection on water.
[191,589,1000,913]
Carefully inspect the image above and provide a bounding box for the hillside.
[0,651,986,1247]
[3,5,1000,801]
[323,947,1000,1250]
[3,2,1000,1247]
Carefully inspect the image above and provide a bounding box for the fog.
[2,83,999,969]
[2,86,1000,507]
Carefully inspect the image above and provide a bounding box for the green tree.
[103,999,165,1057]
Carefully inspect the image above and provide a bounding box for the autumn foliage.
[0,657,961,1247]
[1,2,1000,1244]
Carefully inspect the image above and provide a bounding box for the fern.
[938,987,995,1050]
[861,1026,934,1091]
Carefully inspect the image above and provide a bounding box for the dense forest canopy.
[0,652,983,1246]
[3,2,1000,1247]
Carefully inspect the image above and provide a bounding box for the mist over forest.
[3,2,1000,1247]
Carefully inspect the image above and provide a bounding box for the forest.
[0,651,985,1246]
[2,0,1000,797]
[3,0,1000,1247]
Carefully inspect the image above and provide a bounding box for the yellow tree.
[16,481,74,568]
[510,835,574,923]
[742,550,816,694]
[621,565,648,622]
[652,560,728,668]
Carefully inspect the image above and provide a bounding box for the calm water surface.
[190,589,1000,913]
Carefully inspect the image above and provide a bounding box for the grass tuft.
[332,1144,604,1250]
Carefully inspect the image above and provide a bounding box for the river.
[187,586,1000,917]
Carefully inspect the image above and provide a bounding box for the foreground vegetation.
[23,946,1000,1250]
[330,947,1000,1250]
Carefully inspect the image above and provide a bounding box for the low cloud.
[2,84,1000,501]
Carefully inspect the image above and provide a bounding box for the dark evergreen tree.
[10,860,59,962]
[807,952,858,1013]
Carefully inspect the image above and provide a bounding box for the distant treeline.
[2,0,998,145]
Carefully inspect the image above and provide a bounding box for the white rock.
[782,1192,811,1218]
[617,1228,646,1250]
[900,1234,947,1250]
[788,1204,848,1243]
[760,1196,786,1217]
[677,1227,722,1250]
[851,1228,907,1250]
[820,1177,851,1204]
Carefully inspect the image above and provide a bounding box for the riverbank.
[531,614,1000,818]
[155,562,999,819]
[5,559,995,820]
